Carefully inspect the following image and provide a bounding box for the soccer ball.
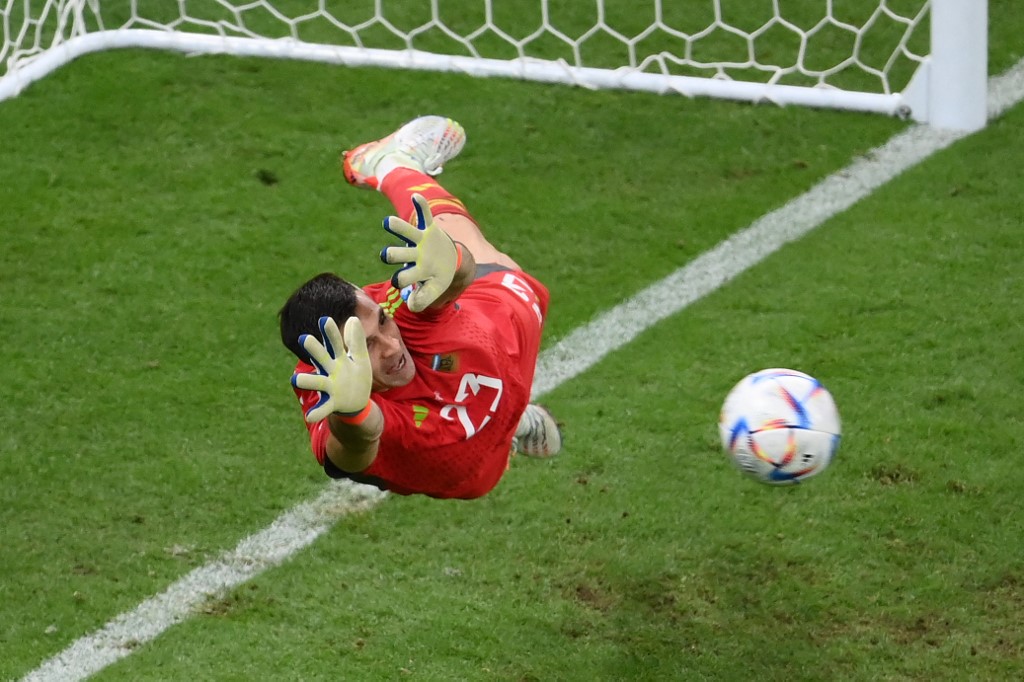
[719,368,841,485]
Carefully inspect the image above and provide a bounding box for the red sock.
[379,168,474,225]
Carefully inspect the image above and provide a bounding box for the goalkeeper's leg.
[342,115,520,271]
[343,115,561,459]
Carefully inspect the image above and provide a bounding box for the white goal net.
[0,1,987,130]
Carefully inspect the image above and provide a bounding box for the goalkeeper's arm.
[381,194,477,312]
[422,233,476,310]
[323,407,384,473]
[292,316,385,473]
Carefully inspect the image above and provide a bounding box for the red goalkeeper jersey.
[291,269,549,499]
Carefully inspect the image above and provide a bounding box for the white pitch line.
[535,58,1024,397]
[22,59,1024,682]
[21,482,386,682]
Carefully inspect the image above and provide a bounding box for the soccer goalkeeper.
[279,116,561,499]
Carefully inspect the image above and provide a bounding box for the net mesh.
[2,1,931,102]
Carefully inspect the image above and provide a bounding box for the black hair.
[278,273,360,361]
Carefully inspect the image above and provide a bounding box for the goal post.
[920,0,988,131]
[0,1,988,131]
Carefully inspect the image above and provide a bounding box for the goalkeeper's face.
[354,290,415,391]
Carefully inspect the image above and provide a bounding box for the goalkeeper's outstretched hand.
[291,316,372,424]
[380,193,461,313]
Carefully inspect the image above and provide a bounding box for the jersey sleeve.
[291,361,331,467]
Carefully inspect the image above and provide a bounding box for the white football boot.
[513,404,563,458]
[342,115,466,190]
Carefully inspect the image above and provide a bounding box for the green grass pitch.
[2,3,1024,680]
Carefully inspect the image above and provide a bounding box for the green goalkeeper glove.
[291,316,372,424]
[380,193,461,313]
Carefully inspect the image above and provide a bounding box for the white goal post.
[0,1,987,131]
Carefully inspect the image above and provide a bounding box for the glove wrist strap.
[336,402,373,425]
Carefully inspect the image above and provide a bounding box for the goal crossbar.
[0,1,988,131]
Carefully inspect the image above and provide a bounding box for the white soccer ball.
[719,368,841,485]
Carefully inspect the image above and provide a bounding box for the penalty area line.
[22,58,1024,682]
